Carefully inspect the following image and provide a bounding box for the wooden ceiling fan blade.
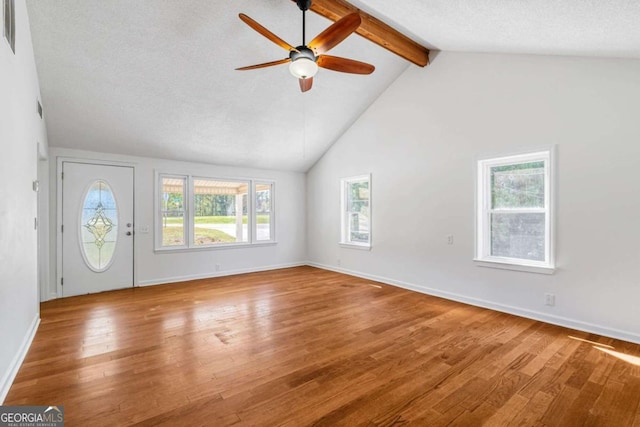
[317,55,375,74]
[236,58,291,71]
[308,13,361,55]
[299,77,313,92]
[239,13,297,52]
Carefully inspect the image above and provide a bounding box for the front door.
[61,162,134,297]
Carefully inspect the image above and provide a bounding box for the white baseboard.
[40,292,58,302]
[307,262,640,345]
[0,315,40,404]
[137,262,308,287]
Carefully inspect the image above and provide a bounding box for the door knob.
[126,231,132,236]
[127,223,132,228]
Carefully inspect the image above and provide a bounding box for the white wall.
[307,52,640,344]
[0,0,48,402]
[48,148,307,297]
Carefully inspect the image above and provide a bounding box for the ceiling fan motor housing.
[290,46,316,62]
[296,0,312,11]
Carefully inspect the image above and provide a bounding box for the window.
[255,182,274,242]
[3,0,15,54]
[156,173,275,250]
[476,150,554,273]
[160,175,186,247]
[80,180,118,271]
[193,178,249,245]
[341,174,371,248]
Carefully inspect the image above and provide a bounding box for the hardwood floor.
[6,266,640,426]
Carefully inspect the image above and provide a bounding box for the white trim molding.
[0,315,40,404]
[138,262,306,287]
[474,259,555,275]
[307,262,640,345]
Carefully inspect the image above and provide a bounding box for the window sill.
[155,241,277,253]
[474,259,555,275]
[339,243,371,251]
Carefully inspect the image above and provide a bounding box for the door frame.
[56,157,137,298]
[37,141,49,302]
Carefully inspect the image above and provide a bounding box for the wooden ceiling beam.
[295,0,430,67]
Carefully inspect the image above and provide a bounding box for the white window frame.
[156,174,189,250]
[475,149,555,274]
[155,172,276,251]
[340,174,372,250]
[254,180,276,244]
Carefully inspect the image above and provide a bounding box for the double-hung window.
[340,174,371,249]
[156,173,275,250]
[160,175,187,247]
[476,150,554,273]
[255,182,274,242]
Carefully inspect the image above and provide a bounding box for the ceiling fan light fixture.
[237,9,373,92]
[289,57,318,79]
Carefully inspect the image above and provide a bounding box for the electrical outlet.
[336,259,341,266]
[215,264,221,271]
[446,235,454,245]
[544,293,555,306]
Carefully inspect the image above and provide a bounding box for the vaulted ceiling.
[26,1,640,172]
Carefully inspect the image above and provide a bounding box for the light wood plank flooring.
[6,266,640,426]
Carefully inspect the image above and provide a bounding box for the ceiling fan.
[236,0,375,92]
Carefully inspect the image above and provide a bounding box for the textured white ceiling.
[356,0,640,58]
[26,0,407,172]
[27,1,640,172]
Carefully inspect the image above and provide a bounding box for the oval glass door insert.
[80,180,118,272]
